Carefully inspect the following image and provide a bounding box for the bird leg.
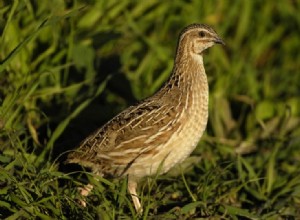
[78,183,93,207]
[128,177,142,213]
[77,178,143,213]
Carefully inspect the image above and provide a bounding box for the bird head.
[178,24,225,56]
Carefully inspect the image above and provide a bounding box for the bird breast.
[129,62,209,178]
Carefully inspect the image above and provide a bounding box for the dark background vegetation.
[0,0,299,219]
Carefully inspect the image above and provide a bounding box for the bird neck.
[154,50,209,127]
[168,52,207,93]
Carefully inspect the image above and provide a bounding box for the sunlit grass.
[0,0,300,219]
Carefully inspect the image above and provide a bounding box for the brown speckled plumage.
[67,23,224,212]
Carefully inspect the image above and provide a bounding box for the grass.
[0,0,300,219]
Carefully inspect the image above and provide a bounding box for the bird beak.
[213,37,225,45]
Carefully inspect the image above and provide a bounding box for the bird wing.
[67,97,183,171]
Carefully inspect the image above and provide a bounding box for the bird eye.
[199,31,206,38]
